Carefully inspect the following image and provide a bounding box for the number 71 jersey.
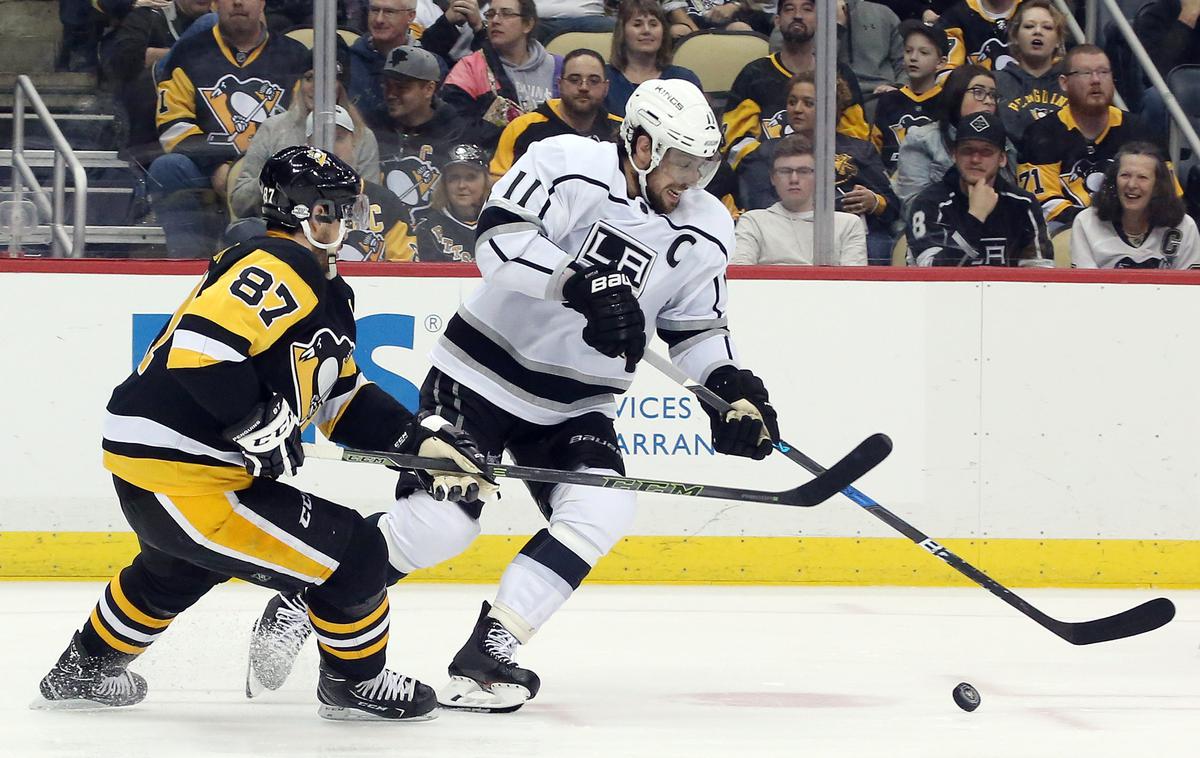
[102,235,363,496]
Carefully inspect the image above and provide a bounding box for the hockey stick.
[642,350,1176,645]
[302,435,888,508]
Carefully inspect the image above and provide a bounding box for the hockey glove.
[223,392,304,479]
[562,265,646,373]
[393,412,499,503]
[703,367,780,460]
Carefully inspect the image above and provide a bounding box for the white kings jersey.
[428,135,739,426]
[1070,208,1200,270]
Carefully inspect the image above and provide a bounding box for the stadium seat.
[671,31,769,97]
[1051,228,1072,268]
[891,233,908,266]
[545,31,613,62]
[284,27,361,49]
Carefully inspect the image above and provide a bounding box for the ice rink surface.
[3,582,1197,758]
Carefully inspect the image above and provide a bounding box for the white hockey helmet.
[621,79,722,197]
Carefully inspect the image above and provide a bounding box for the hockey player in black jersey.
[32,146,495,721]
[906,112,1051,265]
[246,79,783,713]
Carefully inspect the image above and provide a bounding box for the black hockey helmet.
[259,145,364,232]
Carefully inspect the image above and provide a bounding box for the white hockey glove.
[223,392,304,478]
[394,413,499,503]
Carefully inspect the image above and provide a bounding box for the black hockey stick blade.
[778,433,893,506]
[1046,597,1176,646]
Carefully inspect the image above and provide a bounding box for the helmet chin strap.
[301,219,346,280]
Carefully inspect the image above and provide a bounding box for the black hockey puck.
[952,682,981,712]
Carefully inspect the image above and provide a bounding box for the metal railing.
[8,75,88,257]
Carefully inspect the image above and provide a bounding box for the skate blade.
[29,695,134,711]
[317,704,438,722]
[245,660,268,699]
[437,676,530,714]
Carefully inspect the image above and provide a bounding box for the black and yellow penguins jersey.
[412,207,477,262]
[490,99,622,180]
[341,181,416,262]
[721,54,874,170]
[872,83,943,172]
[376,100,467,218]
[937,0,1021,70]
[1018,106,1162,225]
[156,26,309,170]
[102,233,415,496]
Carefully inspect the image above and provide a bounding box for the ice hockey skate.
[32,632,148,710]
[316,664,438,721]
[438,601,541,713]
[246,591,312,697]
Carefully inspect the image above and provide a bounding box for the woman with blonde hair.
[229,45,380,219]
[1071,142,1200,269]
[993,0,1068,144]
[604,0,701,117]
[413,144,493,262]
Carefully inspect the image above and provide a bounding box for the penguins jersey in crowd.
[936,0,1019,70]
[906,166,1050,266]
[1018,106,1158,225]
[489,98,622,179]
[102,233,413,496]
[1070,208,1200,269]
[721,54,873,170]
[376,99,467,219]
[872,83,943,172]
[339,180,416,262]
[412,207,477,262]
[429,135,740,426]
[156,25,309,169]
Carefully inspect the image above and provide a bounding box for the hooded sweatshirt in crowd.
[994,62,1066,146]
[837,0,907,95]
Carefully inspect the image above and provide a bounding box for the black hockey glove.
[393,412,499,503]
[562,265,646,373]
[223,392,304,479]
[703,367,780,460]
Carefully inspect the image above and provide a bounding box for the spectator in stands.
[722,0,872,172]
[907,112,1051,265]
[419,0,485,66]
[873,20,947,172]
[837,0,906,106]
[150,0,309,258]
[413,144,492,261]
[102,0,211,165]
[605,0,702,118]
[349,0,427,130]
[491,49,621,178]
[1133,0,1200,140]
[534,1,616,43]
[1019,45,1156,231]
[229,54,379,219]
[893,63,1018,210]
[442,0,563,151]
[935,0,1019,71]
[740,71,899,263]
[375,45,469,220]
[1071,142,1200,268]
[994,0,1066,145]
[733,134,868,265]
[664,1,758,41]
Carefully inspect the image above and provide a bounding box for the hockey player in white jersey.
[246,79,782,712]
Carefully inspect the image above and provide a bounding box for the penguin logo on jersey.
[290,329,355,425]
[889,112,931,144]
[577,222,658,295]
[1062,157,1110,207]
[384,155,439,210]
[200,74,286,153]
[761,108,789,140]
[972,36,1010,67]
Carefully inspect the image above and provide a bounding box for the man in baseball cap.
[905,111,1052,266]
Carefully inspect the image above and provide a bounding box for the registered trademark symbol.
[425,315,443,332]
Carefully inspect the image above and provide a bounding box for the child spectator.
[872,20,947,172]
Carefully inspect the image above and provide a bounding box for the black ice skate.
[246,591,312,698]
[438,601,541,713]
[32,632,148,710]
[316,664,438,721]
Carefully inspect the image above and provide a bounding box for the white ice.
[3,582,1197,758]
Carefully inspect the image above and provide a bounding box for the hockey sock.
[493,525,599,637]
[307,591,390,682]
[78,567,177,663]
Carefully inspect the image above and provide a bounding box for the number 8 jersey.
[103,233,408,496]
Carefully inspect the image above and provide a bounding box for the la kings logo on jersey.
[576,221,658,295]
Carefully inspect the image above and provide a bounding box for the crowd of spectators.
[53,0,1200,266]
